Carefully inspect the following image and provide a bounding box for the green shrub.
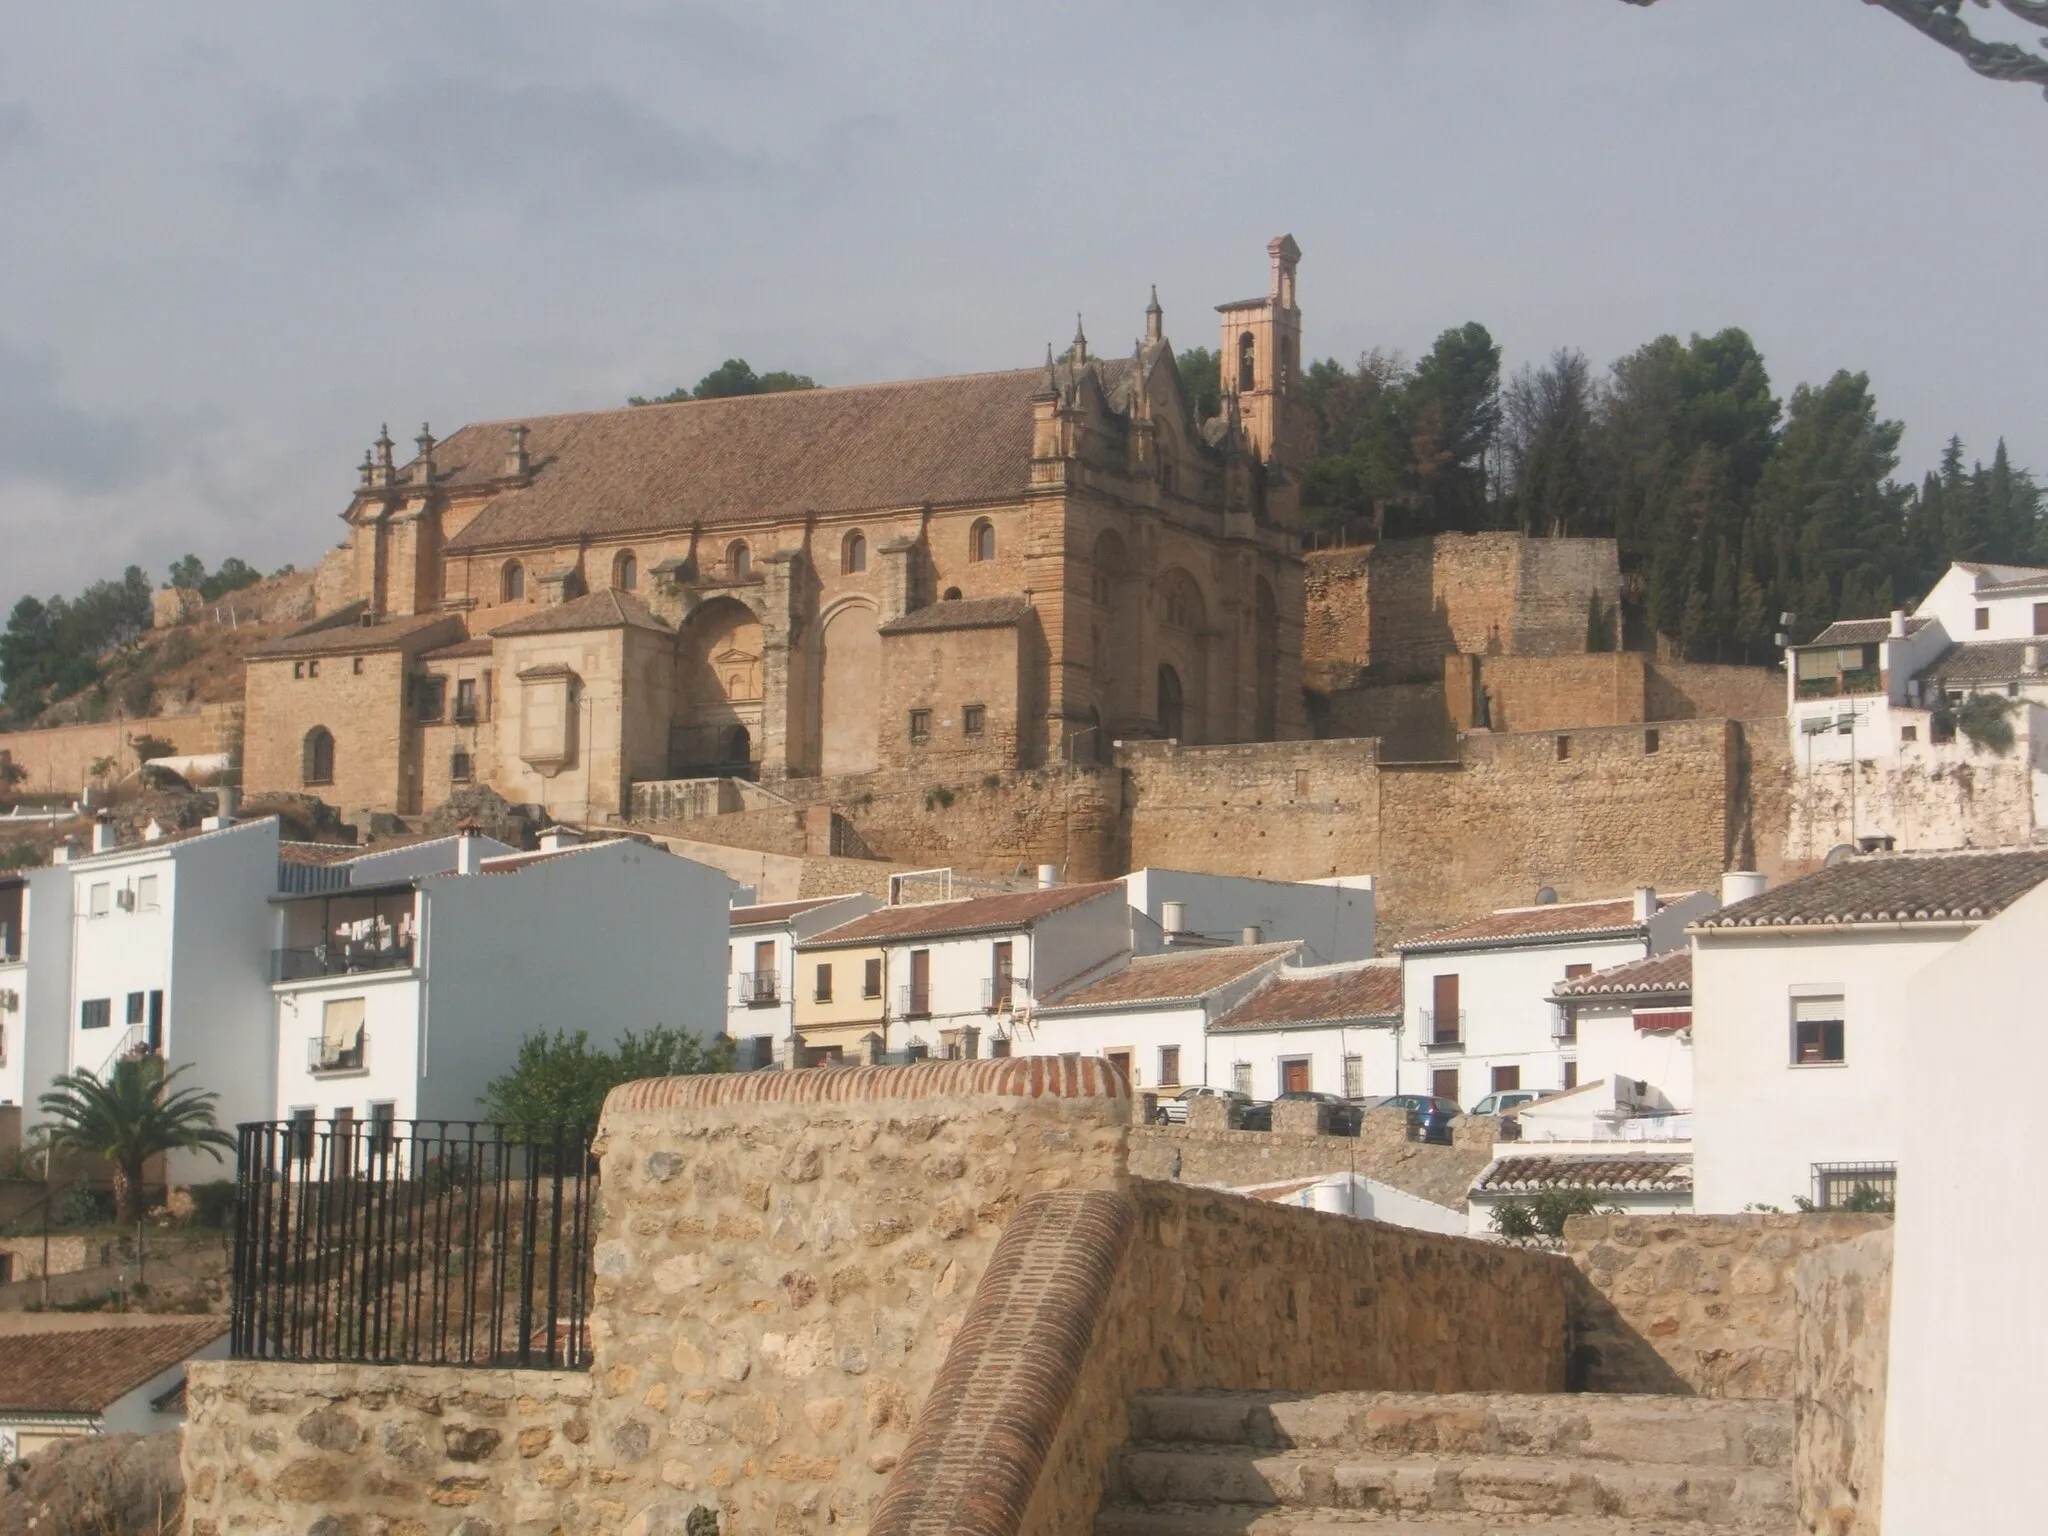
[923,785,955,811]
[1957,692,2015,753]
[188,1180,238,1228]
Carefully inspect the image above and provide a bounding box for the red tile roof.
[489,588,672,637]
[0,1319,226,1414]
[799,882,1124,948]
[1212,961,1403,1029]
[731,896,862,930]
[1473,1153,1692,1195]
[879,595,1035,635]
[247,606,462,660]
[1036,942,1297,1011]
[1401,898,1666,953]
[419,635,496,661]
[1553,949,1691,1001]
[1804,615,1935,646]
[1696,848,2048,930]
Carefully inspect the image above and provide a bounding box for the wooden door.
[1431,974,1461,1042]
[1105,1050,1132,1087]
[1491,1065,1521,1093]
[909,949,930,1015]
[1431,1067,1460,1102]
[1282,1058,1311,1095]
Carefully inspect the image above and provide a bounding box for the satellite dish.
[1823,844,1858,868]
[1535,886,1558,905]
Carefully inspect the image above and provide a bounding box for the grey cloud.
[228,76,740,218]
[0,102,39,155]
[0,339,161,494]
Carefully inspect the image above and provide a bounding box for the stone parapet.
[1562,1212,1892,1399]
[1130,1109,1498,1211]
[1793,1226,1892,1536]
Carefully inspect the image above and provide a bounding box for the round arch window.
[969,520,995,562]
[843,531,867,574]
[613,550,638,591]
[501,561,525,602]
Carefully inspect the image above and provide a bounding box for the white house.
[0,874,26,1126]
[1690,846,2048,1214]
[0,1316,229,1463]
[53,815,283,1183]
[1207,960,1405,1100]
[1019,941,1300,1093]
[726,894,880,1065]
[1881,873,2048,1529]
[1121,869,1375,964]
[795,881,1132,1062]
[1548,947,1696,1116]
[1396,887,1717,1112]
[1234,1172,1467,1236]
[271,834,733,1131]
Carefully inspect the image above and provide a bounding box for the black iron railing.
[230,1119,595,1370]
[271,942,416,983]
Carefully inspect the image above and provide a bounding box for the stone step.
[1108,1449,1793,1526]
[1097,1507,1795,1536]
[1124,1393,1792,1471]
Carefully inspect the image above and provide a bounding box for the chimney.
[1722,870,1768,905]
[51,836,77,864]
[144,819,166,843]
[2027,643,2041,676]
[537,825,581,855]
[504,423,530,480]
[1240,924,1262,946]
[215,785,239,821]
[1890,609,1907,638]
[455,833,483,876]
[1036,863,1058,890]
[92,816,118,855]
[1631,885,1657,923]
[1161,900,1187,939]
[200,784,240,833]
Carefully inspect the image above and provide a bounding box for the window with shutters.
[1232,1061,1252,1096]
[1432,1067,1460,1102]
[1158,1045,1181,1088]
[1792,994,1846,1065]
[814,963,833,1003]
[1343,1055,1364,1098]
[863,957,883,999]
[81,997,111,1030]
[1491,1065,1521,1093]
[1429,973,1462,1044]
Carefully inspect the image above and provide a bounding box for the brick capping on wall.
[871,1190,1136,1536]
[600,1053,1130,1115]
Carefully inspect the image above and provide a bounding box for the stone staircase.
[1094,1389,1797,1534]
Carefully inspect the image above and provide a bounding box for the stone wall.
[1646,660,1786,724]
[1793,1226,1891,1536]
[1562,1212,1892,1400]
[0,1234,103,1281]
[1786,752,2038,862]
[1129,1107,1499,1210]
[0,704,241,798]
[1316,680,1453,760]
[180,1361,595,1536]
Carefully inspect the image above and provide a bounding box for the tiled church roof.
[490,589,672,637]
[437,369,1056,553]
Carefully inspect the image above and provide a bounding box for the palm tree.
[38,1056,237,1225]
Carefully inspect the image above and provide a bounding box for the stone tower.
[1216,234,1312,475]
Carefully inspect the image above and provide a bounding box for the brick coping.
[603,1054,1130,1114]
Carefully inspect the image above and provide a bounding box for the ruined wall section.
[0,705,242,798]
[1513,535,1622,656]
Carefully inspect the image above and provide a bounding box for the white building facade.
[1690,847,2048,1213]
[1548,947,1695,1116]
[1396,888,1717,1112]
[1207,960,1404,1101]
[725,894,880,1065]
[1121,869,1375,965]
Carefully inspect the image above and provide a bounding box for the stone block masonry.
[1793,1226,1891,1536]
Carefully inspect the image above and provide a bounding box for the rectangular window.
[1813,1162,1896,1211]
[815,963,833,1003]
[989,938,1013,1011]
[126,991,145,1026]
[907,948,931,1016]
[415,675,447,722]
[318,996,366,1072]
[1976,607,1991,631]
[290,1107,316,1164]
[352,657,364,675]
[863,957,883,999]
[1562,1059,1579,1089]
[1343,1054,1364,1098]
[1793,995,1846,1065]
[1899,724,1917,742]
[450,749,474,783]
[136,874,159,910]
[293,661,305,679]
[1430,973,1461,1044]
[1432,1067,1460,1102]
[962,704,985,738]
[454,677,478,724]
[1158,1045,1181,1088]
[1232,1061,1252,1096]
[1565,963,1592,979]
[89,883,110,917]
[308,659,320,678]
[1556,735,1571,761]
[368,1101,397,1156]
[2035,602,2048,637]
[81,998,111,1030]
[147,990,164,1049]
[1491,1065,1521,1093]
[1644,729,1660,755]
[1556,1005,1578,1042]
[908,709,932,744]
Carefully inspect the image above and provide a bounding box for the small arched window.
[727,540,751,579]
[843,531,867,575]
[943,586,963,601]
[613,550,638,591]
[501,561,525,602]
[302,727,335,787]
[969,520,995,563]
[1237,332,1256,392]
[1157,666,1184,743]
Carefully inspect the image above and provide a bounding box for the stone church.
[242,238,1313,824]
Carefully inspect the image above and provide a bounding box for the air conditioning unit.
[115,888,137,911]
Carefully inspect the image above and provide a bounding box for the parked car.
[1468,1090,1549,1118]
[1157,1085,1248,1125]
[1274,1090,1362,1135]
[1372,1092,1463,1145]
[1231,1098,1273,1131]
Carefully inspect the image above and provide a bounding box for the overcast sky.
[4,1,2045,613]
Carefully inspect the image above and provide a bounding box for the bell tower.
[1216,234,1309,473]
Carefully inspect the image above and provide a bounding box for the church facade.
[242,238,1313,825]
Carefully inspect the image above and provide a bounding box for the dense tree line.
[629,357,818,407]
[1274,325,2044,661]
[0,554,266,725]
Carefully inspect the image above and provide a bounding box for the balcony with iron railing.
[272,941,415,984]
[734,971,780,1006]
[898,984,932,1020]
[307,1028,367,1077]
[1421,1008,1466,1048]
[982,974,1030,1013]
